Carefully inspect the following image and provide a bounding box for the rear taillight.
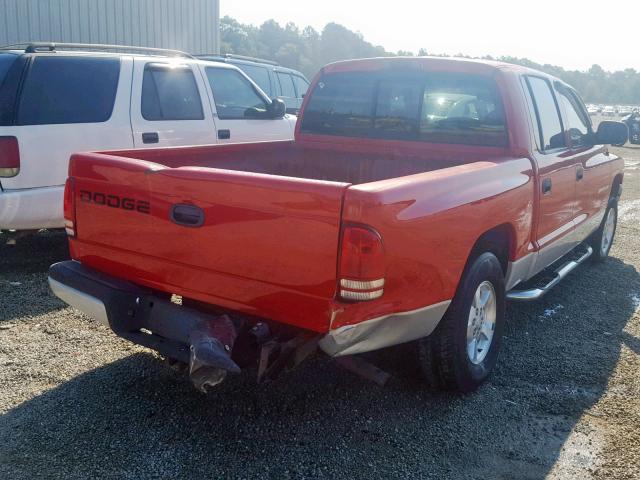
[63,178,76,237]
[0,136,20,177]
[339,225,385,301]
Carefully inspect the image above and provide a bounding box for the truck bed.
[104,140,489,184]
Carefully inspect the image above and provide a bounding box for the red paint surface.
[67,57,624,334]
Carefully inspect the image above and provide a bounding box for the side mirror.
[268,98,286,119]
[596,121,628,145]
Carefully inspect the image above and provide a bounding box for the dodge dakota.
[49,57,627,393]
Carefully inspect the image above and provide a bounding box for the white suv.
[0,43,296,232]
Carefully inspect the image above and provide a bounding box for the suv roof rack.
[199,53,279,66]
[0,42,194,58]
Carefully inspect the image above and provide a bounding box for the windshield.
[300,70,507,147]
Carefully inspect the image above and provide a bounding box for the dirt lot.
[1,146,639,480]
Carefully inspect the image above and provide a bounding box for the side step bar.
[506,246,593,302]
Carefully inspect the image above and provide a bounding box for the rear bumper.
[0,185,65,230]
[48,260,223,363]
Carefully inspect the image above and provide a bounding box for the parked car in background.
[0,43,295,233]
[603,105,616,116]
[197,54,310,114]
[50,56,626,394]
[587,105,599,116]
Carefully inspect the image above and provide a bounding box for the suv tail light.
[63,178,76,237]
[339,225,385,301]
[0,136,20,177]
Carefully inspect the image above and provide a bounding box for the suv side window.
[141,64,204,121]
[277,72,296,98]
[17,56,120,125]
[205,67,268,120]
[555,84,592,148]
[236,64,272,96]
[292,75,309,98]
[524,76,566,151]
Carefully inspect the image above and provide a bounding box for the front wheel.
[418,252,505,393]
[590,203,618,262]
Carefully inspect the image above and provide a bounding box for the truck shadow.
[0,230,69,322]
[0,257,638,479]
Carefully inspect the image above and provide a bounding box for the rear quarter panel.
[331,158,535,330]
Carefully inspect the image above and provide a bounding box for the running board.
[506,246,593,302]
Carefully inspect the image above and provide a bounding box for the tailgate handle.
[170,204,204,227]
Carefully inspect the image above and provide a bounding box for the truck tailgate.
[69,153,350,332]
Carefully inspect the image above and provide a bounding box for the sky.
[222,0,640,72]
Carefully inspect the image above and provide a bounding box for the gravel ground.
[1,145,639,479]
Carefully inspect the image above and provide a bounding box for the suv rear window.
[17,56,120,125]
[300,71,507,147]
[0,54,17,87]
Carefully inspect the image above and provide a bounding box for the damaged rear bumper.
[49,260,241,391]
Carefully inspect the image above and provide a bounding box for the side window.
[205,67,268,120]
[556,84,592,148]
[373,76,422,139]
[17,56,120,125]
[236,64,272,96]
[277,72,296,98]
[292,75,309,98]
[142,64,204,121]
[525,76,566,151]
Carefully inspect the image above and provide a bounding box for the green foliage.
[221,16,639,104]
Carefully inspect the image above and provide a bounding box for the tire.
[590,202,618,262]
[418,252,505,393]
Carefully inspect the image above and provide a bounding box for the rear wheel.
[418,252,505,393]
[590,202,618,262]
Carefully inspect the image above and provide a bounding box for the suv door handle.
[142,132,159,144]
[576,167,584,181]
[542,178,552,194]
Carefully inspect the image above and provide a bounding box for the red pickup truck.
[49,57,627,393]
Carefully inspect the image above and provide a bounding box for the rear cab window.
[141,63,204,121]
[0,53,21,125]
[18,55,120,125]
[300,70,507,147]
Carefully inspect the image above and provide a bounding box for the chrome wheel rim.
[601,208,616,256]
[466,281,497,365]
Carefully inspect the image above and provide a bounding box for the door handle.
[170,204,205,227]
[542,178,552,194]
[142,132,159,144]
[576,167,584,181]
[218,129,231,140]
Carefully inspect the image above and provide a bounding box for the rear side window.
[525,76,565,151]
[277,72,296,98]
[142,64,204,121]
[205,67,268,120]
[301,71,507,146]
[293,75,309,97]
[236,64,272,96]
[17,56,120,125]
